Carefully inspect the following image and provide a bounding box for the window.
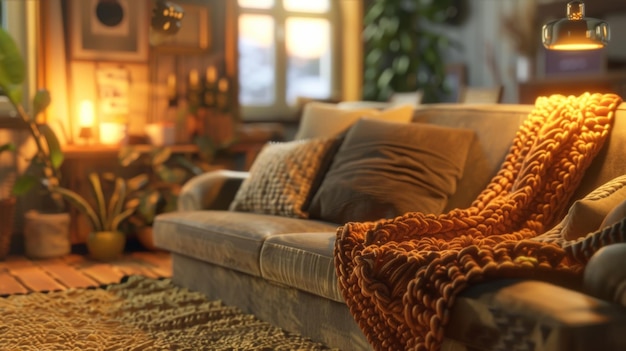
[237,0,338,121]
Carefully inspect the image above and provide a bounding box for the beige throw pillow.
[601,198,626,229]
[294,102,413,140]
[562,176,626,240]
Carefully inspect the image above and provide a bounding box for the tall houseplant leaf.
[51,186,102,232]
[88,173,107,231]
[107,177,127,231]
[0,26,25,103]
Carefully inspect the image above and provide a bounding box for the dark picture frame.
[69,0,149,62]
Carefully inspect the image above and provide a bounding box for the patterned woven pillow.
[229,137,337,218]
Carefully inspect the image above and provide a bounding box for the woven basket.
[0,197,16,260]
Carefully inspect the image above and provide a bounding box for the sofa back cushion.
[570,102,626,203]
[411,104,531,211]
[413,102,626,213]
[294,102,413,140]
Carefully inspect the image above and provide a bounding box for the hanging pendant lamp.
[542,0,610,50]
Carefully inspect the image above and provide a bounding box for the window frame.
[237,0,341,122]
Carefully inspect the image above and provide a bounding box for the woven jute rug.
[0,275,334,350]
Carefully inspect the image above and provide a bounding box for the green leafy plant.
[48,172,148,233]
[0,27,64,209]
[118,146,206,231]
[363,0,454,102]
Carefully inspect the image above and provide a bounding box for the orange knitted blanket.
[334,93,623,351]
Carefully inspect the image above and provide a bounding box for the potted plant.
[362,0,456,102]
[118,145,206,249]
[48,172,147,261]
[0,27,69,258]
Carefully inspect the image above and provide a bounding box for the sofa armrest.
[584,243,626,306]
[177,169,249,211]
[447,279,626,350]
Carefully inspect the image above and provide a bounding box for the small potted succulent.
[48,172,148,261]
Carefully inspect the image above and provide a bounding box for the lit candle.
[218,78,229,92]
[217,78,229,110]
[100,122,125,145]
[206,65,217,84]
[189,69,199,89]
[167,73,177,100]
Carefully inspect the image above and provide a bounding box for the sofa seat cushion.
[153,211,338,277]
[260,232,343,303]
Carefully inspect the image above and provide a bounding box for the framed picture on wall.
[69,0,149,62]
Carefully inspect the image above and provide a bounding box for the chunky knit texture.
[334,93,623,351]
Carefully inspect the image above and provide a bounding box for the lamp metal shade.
[542,1,610,50]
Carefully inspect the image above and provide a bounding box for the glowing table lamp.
[542,0,610,51]
[78,100,95,144]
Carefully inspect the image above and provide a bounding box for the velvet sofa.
[153,98,626,351]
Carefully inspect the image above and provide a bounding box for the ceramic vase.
[87,231,126,261]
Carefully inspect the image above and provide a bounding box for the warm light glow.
[542,1,610,51]
[283,0,329,13]
[79,100,95,127]
[100,123,126,145]
[286,18,330,59]
[167,74,177,100]
[189,69,199,89]
[218,78,229,92]
[238,0,274,9]
[550,43,604,50]
[206,65,217,84]
[239,14,274,48]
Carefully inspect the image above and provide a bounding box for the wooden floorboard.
[0,271,28,295]
[0,251,172,295]
[38,261,99,289]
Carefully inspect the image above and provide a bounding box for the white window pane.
[283,0,329,13]
[238,0,274,9]
[285,17,331,105]
[238,14,276,106]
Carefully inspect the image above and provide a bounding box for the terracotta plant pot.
[87,231,126,261]
[136,226,162,251]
